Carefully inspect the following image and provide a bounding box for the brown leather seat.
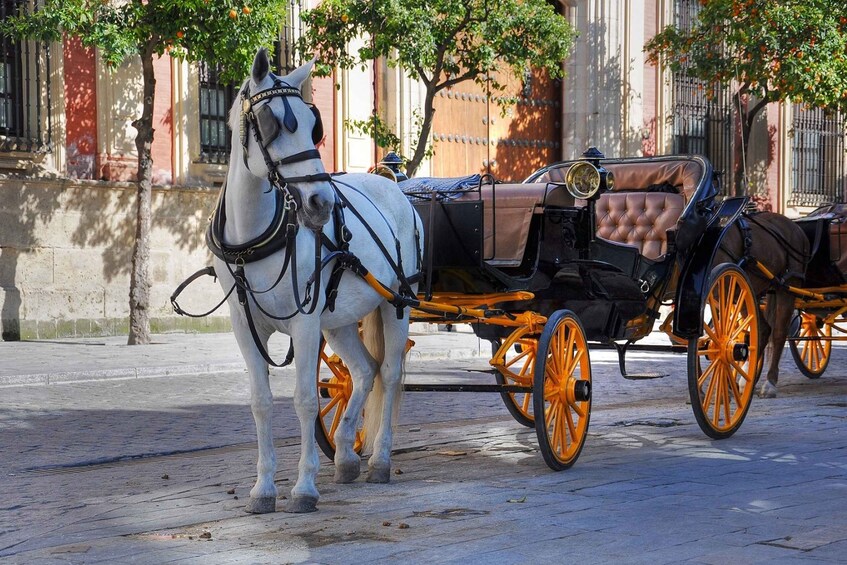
[596,192,685,260]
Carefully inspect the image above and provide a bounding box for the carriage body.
[407,154,724,344]
[785,205,847,378]
[316,151,763,472]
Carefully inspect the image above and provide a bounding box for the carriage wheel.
[490,329,539,427]
[532,310,592,471]
[789,312,832,379]
[687,264,760,439]
[314,341,365,460]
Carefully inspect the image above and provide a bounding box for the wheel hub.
[566,378,591,404]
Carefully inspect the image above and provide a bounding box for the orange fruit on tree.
[176,31,184,39]
[229,8,238,19]
[242,6,252,14]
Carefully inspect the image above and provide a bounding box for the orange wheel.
[315,341,364,460]
[789,312,832,379]
[533,310,591,471]
[687,264,759,439]
[491,328,538,427]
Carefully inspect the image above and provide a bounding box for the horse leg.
[364,303,409,483]
[230,317,277,514]
[285,322,323,513]
[759,290,794,399]
[323,319,379,483]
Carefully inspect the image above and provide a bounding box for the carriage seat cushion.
[596,191,686,260]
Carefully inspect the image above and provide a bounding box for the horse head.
[235,48,333,230]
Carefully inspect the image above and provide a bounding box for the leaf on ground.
[507,496,527,503]
[436,450,467,457]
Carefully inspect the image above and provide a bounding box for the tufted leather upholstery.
[596,191,686,260]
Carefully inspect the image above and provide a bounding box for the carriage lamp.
[564,161,601,199]
[379,151,408,182]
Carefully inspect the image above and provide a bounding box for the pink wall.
[63,36,97,179]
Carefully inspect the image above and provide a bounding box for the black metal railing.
[197,0,304,164]
[790,105,845,206]
[0,0,53,153]
[198,60,236,164]
[276,0,304,76]
[670,0,733,193]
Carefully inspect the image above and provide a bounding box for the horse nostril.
[308,193,330,211]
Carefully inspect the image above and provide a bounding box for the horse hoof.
[758,381,778,399]
[366,466,391,484]
[245,496,276,514]
[334,462,361,484]
[282,495,318,513]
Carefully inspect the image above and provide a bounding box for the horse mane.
[228,78,251,132]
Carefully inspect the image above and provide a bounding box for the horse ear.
[283,57,316,89]
[252,48,270,83]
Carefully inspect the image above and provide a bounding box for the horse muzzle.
[300,191,333,229]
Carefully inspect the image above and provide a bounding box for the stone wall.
[0,177,231,340]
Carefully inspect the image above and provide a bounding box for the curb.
[0,362,247,387]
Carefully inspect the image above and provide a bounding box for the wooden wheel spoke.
[697,357,718,390]
[329,399,344,436]
[729,313,754,342]
[319,393,343,418]
[728,357,752,384]
[702,361,720,408]
[726,363,745,406]
[703,323,719,344]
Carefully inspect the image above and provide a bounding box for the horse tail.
[361,308,385,452]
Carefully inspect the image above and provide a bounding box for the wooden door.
[431,70,561,182]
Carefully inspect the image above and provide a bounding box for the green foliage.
[301,0,573,88]
[1,0,287,83]
[645,0,847,113]
[299,0,574,175]
[347,114,403,152]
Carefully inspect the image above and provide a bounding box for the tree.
[299,0,575,178]
[645,0,847,194]
[2,0,287,344]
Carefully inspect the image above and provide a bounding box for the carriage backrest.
[531,157,707,261]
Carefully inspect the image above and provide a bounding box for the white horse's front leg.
[285,322,322,513]
[230,314,278,514]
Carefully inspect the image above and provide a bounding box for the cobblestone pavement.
[1,337,846,564]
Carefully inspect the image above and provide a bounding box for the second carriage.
[316,149,763,471]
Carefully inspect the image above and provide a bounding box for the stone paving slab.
[0,339,845,563]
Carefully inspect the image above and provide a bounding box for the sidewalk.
[0,326,489,387]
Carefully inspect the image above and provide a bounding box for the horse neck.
[223,154,279,245]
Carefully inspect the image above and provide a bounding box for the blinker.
[256,104,281,148]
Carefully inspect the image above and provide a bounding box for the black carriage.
[316,149,763,471]
[787,204,847,378]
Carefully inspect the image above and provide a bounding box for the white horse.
[212,48,422,513]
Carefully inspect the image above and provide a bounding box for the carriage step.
[614,341,668,380]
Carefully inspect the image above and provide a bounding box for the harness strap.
[331,184,419,302]
[170,266,235,318]
[235,266,295,368]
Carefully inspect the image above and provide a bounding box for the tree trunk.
[127,44,156,345]
[405,88,437,178]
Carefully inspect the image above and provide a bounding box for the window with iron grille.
[198,61,236,164]
[196,0,304,165]
[0,0,53,153]
[670,0,733,191]
[789,105,845,207]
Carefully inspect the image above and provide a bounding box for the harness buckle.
[283,189,298,211]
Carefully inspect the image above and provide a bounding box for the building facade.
[1,0,844,340]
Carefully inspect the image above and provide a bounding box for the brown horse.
[715,211,810,398]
